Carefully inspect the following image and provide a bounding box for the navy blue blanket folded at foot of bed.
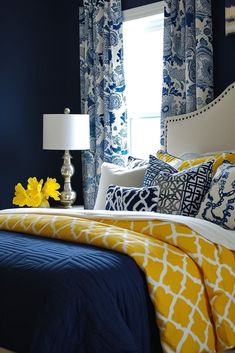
[0,230,163,353]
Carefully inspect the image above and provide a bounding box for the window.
[123,2,164,159]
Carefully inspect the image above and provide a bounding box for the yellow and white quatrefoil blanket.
[0,210,235,353]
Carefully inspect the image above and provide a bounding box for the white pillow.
[94,162,147,210]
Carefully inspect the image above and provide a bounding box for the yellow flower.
[42,178,61,201]
[27,177,43,194]
[39,198,50,208]
[13,183,30,207]
[26,177,44,207]
[13,176,60,208]
[27,191,43,207]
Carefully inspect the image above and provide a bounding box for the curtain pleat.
[161,0,214,148]
[79,0,128,209]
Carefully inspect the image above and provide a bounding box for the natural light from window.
[123,5,164,159]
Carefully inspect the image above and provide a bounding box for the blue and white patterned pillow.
[154,161,213,217]
[127,156,149,169]
[105,184,160,212]
[105,161,213,216]
[143,155,178,187]
[197,161,235,229]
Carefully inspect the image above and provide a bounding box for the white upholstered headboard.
[164,82,235,157]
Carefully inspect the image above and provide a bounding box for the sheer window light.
[123,3,164,159]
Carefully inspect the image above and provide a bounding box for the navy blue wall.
[0,0,234,209]
[0,0,81,209]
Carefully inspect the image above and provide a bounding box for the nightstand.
[51,205,84,210]
[71,205,84,210]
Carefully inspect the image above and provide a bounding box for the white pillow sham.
[94,162,147,210]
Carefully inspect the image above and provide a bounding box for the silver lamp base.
[60,150,76,208]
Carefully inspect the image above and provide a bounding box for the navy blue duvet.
[0,230,163,353]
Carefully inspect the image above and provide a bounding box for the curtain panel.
[79,0,128,209]
[161,0,214,148]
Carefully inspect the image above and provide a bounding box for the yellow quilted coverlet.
[0,213,234,353]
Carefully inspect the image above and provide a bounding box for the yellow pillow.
[156,150,182,168]
[178,153,235,175]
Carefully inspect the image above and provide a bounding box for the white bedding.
[1,208,235,250]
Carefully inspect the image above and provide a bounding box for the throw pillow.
[177,152,235,175]
[105,184,160,212]
[143,155,178,187]
[197,161,235,229]
[154,161,213,217]
[94,162,147,210]
[127,156,149,169]
[156,150,183,168]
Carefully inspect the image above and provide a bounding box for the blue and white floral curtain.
[79,0,128,209]
[161,0,214,148]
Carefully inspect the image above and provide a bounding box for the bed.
[1,82,235,353]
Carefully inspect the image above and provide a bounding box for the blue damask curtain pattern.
[161,0,213,148]
[79,0,128,209]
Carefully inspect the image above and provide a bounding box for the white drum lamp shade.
[43,114,90,150]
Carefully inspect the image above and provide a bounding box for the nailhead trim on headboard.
[164,82,235,152]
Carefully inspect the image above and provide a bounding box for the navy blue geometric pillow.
[197,161,235,229]
[143,155,178,187]
[154,161,214,217]
[105,184,160,212]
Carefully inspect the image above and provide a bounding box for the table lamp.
[43,108,90,208]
